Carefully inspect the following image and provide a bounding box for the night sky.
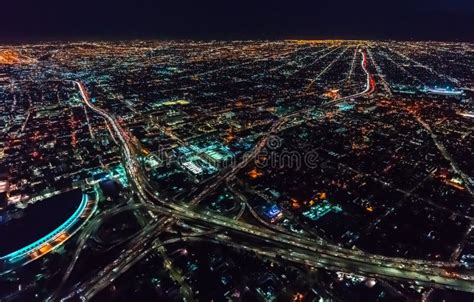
[1,0,473,42]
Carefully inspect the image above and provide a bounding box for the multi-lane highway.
[67,50,473,300]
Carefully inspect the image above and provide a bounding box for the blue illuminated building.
[263,204,283,223]
[0,193,89,265]
[336,103,355,111]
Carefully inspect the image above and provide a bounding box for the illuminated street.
[0,40,473,301]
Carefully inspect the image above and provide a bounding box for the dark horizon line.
[1,34,473,46]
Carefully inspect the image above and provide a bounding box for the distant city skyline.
[1,0,473,42]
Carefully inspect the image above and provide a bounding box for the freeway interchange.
[65,49,473,300]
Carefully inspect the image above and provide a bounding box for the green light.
[1,194,88,263]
